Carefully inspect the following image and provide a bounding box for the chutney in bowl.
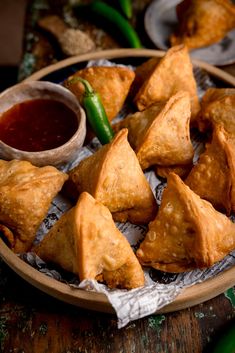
[0,81,86,167]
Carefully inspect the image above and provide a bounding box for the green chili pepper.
[68,77,114,145]
[72,0,142,48]
[211,321,235,353]
[117,0,132,19]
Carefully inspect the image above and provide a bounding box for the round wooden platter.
[1,48,235,315]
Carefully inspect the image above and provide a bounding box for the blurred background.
[0,0,154,91]
[0,0,27,91]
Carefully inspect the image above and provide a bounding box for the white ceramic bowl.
[0,81,86,167]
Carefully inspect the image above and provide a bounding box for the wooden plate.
[1,48,235,314]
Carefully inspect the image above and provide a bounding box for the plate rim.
[1,48,235,314]
[23,48,235,86]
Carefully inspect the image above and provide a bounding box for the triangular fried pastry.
[197,88,235,135]
[170,0,235,51]
[0,160,68,253]
[185,127,235,215]
[64,65,135,122]
[34,192,145,289]
[129,57,160,98]
[134,45,200,122]
[114,92,194,170]
[66,129,157,224]
[136,173,235,272]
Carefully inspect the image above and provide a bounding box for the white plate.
[144,0,235,66]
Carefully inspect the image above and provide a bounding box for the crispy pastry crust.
[186,127,235,215]
[137,173,235,272]
[64,66,135,122]
[114,91,194,170]
[170,0,235,50]
[35,192,145,289]
[133,45,200,122]
[66,129,157,224]
[197,88,235,135]
[0,159,68,253]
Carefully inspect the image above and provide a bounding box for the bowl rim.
[0,80,86,156]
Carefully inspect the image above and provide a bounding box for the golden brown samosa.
[66,129,157,224]
[134,45,200,122]
[170,0,235,50]
[64,65,135,122]
[0,159,68,253]
[136,173,235,273]
[34,192,145,289]
[197,88,235,135]
[129,57,160,98]
[114,91,194,170]
[185,127,235,215]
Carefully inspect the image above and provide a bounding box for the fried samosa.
[114,91,194,170]
[197,88,235,135]
[64,65,135,122]
[66,129,157,224]
[134,45,200,122]
[170,0,235,51]
[0,159,68,253]
[34,192,145,289]
[136,173,235,273]
[185,127,235,215]
[129,57,160,98]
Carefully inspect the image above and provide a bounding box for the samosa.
[133,45,200,122]
[0,159,68,253]
[137,173,235,272]
[129,57,160,98]
[34,192,145,289]
[66,129,157,224]
[64,65,135,122]
[114,91,194,171]
[186,127,235,215]
[197,88,235,136]
[170,0,235,50]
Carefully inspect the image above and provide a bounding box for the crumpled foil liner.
[20,59,235,328]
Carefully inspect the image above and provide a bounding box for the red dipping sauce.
[0,99,79,152]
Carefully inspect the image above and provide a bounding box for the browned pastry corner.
[137,172,235,272]
[34,192,145,289]
[0,159,68,253]
[185,126,235,215]
[133,45,200,122]
[66,129,157,224]
[170,0,235,50]
[197,88,235,135]
[64,65,135,122]
[114,91,194,170]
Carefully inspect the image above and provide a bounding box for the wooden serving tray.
[1,48,235,314]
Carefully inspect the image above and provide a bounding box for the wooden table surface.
[1,1,235,352]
